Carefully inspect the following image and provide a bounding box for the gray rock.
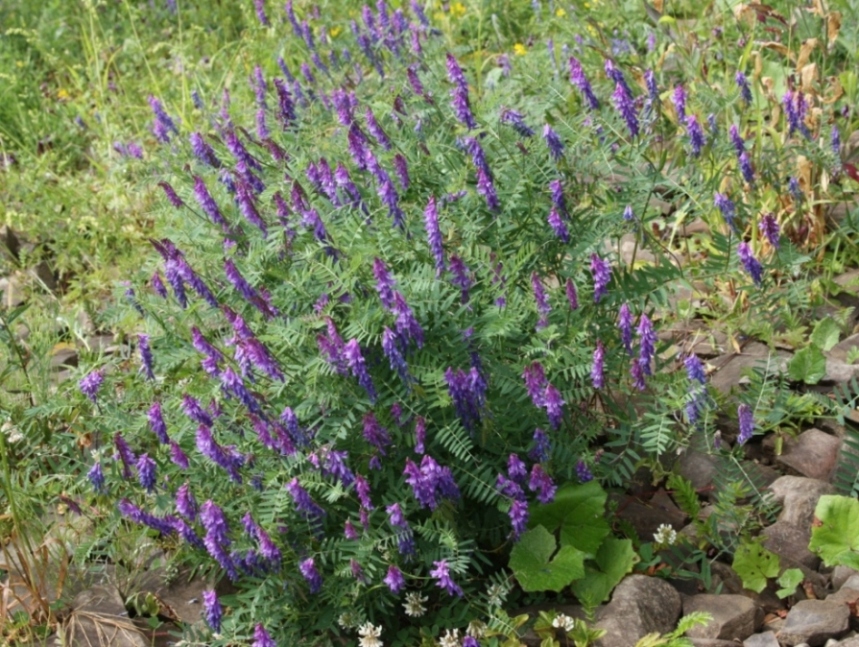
[675,449,720,499]
[61,584,148,647]
[595,575,682,647]
[777,599,850,646]
[832,566,859,591]
[709,345,791,395]
[684,594,760,641]
[834,637,859,646]
[768,476,836,527]
[776,429,843,482]
[761,521,820,570]
[690,641,739,647]
[842,575,859,592]
[610,489,687,541]
[826,587,859,605]
[744,631,780,647]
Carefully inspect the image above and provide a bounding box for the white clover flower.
[466,620,486,638]
[403,592,428,617]
[338,611,363,629]
[437,628,460,647]
[358,622,383,647]
[653,523,677,546]
[551,614,576,632]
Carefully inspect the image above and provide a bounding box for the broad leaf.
[788,345,826,384]
[528,481,609,554]
[509,525,585,592]
[732,542,780,593]
[569,537,637,607]
[811,318,841,352]
[776,568,804,599]
[810,495,859,569]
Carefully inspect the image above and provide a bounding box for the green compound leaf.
[776,568,804,599]
[788,345,827,385]
[811,318,841,352]
[528,481,609,554]
[732,542,780,593]
[570,537,638,607]
[810,495,859,570]
[509,525,586,592]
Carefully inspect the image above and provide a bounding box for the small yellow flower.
[450,2,466,17]
[57,88,70,101]
[555,7,566,17]
[329,26,342,38]
[513,43,527,56]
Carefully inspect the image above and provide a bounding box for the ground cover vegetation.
[3,0,859,645]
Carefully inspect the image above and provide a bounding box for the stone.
[594,575,682,647]
[841,575,859,592]
[775,429,842,482]
[828,334,859,365]
[777,599,850,646]
[125,566,213,626]
[690,641,739,647]
[761,521,820,570]
[835,637,859,646]
[744,631,780,647]
[684,594,760,641]
[675,449,720,498]
[833,567,859,591]
[709,345,792,395]
[611,489,687,541]
[767,476,836,527]
[826,586,859,606]
[825,360,859,383]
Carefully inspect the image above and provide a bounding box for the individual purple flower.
[202,590,222,632]
[373,257,397,309]
[189,133,222,168]
[363,412,392,455]
[286,478,326,522]
[729,123,745,155]
[528,464,557,503]
[79,370,104,403]
[253,0,269,25]
[672,84,686,121]
[448,255,473,303]
[637,314,656,376]
[612,82,639,138]
[382,327,411,383]
[344,519,359,540]
[273,78,297,128]
[685,354,707,385]
[832,124,842,163]
[789,176,803,202]
[169,441,189,470]
[387,502,408,528]
[530,428,551,462]
[543,124,565,161]
[623,205,635,221]
[235,180,268,237]
[737,403,754,445]
[151,272,168,299]
[783,91,810,138]
[365,107,392,149]
[714,192,737,230]
[590,254,611,303]
[708,113,718,140]
[344,339,377,403]
[193,176,228,227]
[196,425,242,483]
[591,341,605,389]
[176,482,198,520]
[618,303,633,354]
[353,473,373,509]
[148,96,179,140]
[497,474,524,500]
[759,213,780,249]
[569,57,599,110]
[532,272,551,329]
[736,71,752,104]
[252,624,276,647]
[686,115,705,156]
[384,565,406,593]
[138,334,155,380]
[737,241,763,286]
[114,432,136,478]
[404,455,460,510]
[88,462,105,494]
[548,207,569,243]
[465,137,499,211]
[450,83,477,129]
[136,454,156,492]
[414,416,426,454]
[393,153,410,191]
[501,108,535,137]
[543,383,564,429]
[430,559,463,597]
[523,361,547,405]
[565,279,578,310]
[576,459,594,483]
[256,108,269,140]
[509,499,529,540]
[445,366,486,432]
[182,394,214,427]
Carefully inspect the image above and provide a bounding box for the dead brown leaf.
[797,38,818,70]
[800,63,818,93]
[828,11,842,47]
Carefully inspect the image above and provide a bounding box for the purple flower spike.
[508,454,527,483]
[176,482,198,520]
[253,0,269,26]
[500,108,535,137]
[543,124,565,161]
[373,257,396,308]
[612,82,639,138]
[590,254,611,303]
[448,255,473,303]
[528,464,557,503]
[737,403,754,445]
[565,279,578,310]
[193,176,228,227]
[637,314,656,376]
[548,207,569,243]
[544,383,564,429]
[550,182,567,217]
[531,272,551,329]
[686,115,705,156]
[190,133,222,168]
[684,354,707,385]
[169,441,189,469]
[569,57,599,110]
[424,196,446,275]
[530,428,551,462]
[738,151,754,184]
[365,107,392,150]
[252,624,276,647]
[523,361,547,406]
[737,241,763,286]
[591,341,605,389]
[393,154,410,191]
[344,339,377,403]
[576,459,594,483]
[735,71,752,104]
[136,454,156,492]
[623,205,635,221]
[508,499,529,540]
[79,370,104,403]
[414,416,426,454]
[202,590,222,633]
[384,565,405,593]
[88,462,106,493]
[759,213,780,249]
[672,84,686,121]
[618,303,633,354]
[430,559,463,597]
[362,412,392,455]
[138,334,155,380]
[714,192,737,230]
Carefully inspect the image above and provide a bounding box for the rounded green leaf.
[509,525,586,592]
[810,495,859,569]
